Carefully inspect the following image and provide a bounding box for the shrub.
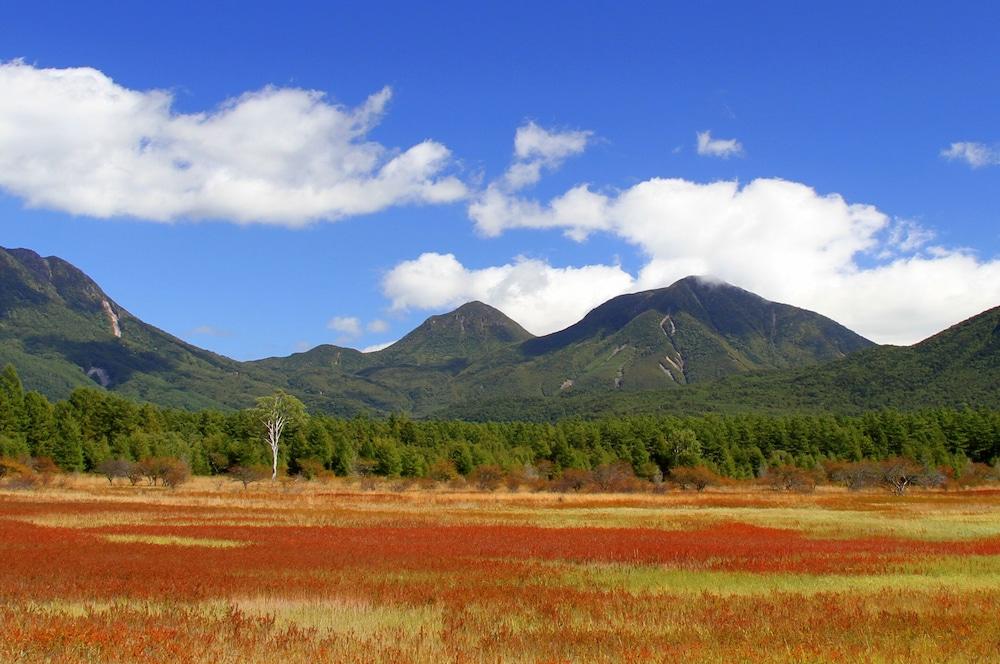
[353,459,378,477]
[162,460,190,489]
[765,464,818,493]
[1,458,38,490]
[31,457,61,487]
[428,459,459,483]
[592,461,641,493]
[296,458,329,481]
[879,457,945,495]
[136,457,172,486]
[951,462,995,489]
[504,468,525,492]
[825,460,880,491]
[125,462,145,486]
[390,479,414,492]
[96,458,132,485]
[551,469,593,493]
[469,464,504,491]
[670,465,720,491]
[228,464,270,490]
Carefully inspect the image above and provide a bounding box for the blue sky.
[1,1,998,358]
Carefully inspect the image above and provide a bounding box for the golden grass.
[102,534,248,548]
[7,476,1000,540]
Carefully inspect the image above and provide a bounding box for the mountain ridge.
[1,245,997,418]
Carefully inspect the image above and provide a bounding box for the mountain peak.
[520,276,873,385]
[673,274,732,288]
[379,301,533,365]
[449,300,509,317]
[0,246,117,316]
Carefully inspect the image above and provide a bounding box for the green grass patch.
[563,556,1000,596]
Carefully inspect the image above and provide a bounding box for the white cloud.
[366,319,389,333]
[879,219,935,258]
[457,146,1000,344]
[501,121,592,190]
[327,316,362,338]
[514,121,591,162]
[382,252,636,335]
[696,130,744,159]
[469,184,611,240]
[361,340,397,353]
[941,142,1000,168]
[0,60,467,225]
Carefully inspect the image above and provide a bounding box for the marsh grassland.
[3,478,1000,663]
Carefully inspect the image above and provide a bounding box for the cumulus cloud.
[366,319,389,333]
[941,142,1000,168]
[382,252,636,335]
[496,121,592,191]
[327,316,362,338]
[0,60,466,225]
[696,130,744,159]
[455,140,1000,344]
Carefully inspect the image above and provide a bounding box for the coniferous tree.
[0,364,25,437]
[52,402,85,471]
[22,391,55,457]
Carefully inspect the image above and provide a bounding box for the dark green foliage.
[0,363,25,436]
[23,391,54,457]
[12,371,989,484]
[51,402,84,471]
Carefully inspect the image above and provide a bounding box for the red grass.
[5,515,1000,604]
[4,492,1000,662]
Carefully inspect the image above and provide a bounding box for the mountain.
[751,303,1000,411]
[246,301,535,415]
[455,276,872,398]
[378,301,534,365]
[2,245,997,419]
[0,247,275,410]
[445,305,1000,420]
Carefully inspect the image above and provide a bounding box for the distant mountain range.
[1,245,997,419]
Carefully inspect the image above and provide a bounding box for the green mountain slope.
[0,247,275,410]
[249,301,536,414]
[443,305,1000,420]
[3,245,996,420]
[455,276,873,398]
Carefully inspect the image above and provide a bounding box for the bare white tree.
[253,391,306,480]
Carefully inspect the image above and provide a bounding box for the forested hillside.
[1,365,997,484]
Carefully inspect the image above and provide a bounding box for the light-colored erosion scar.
[86,367,111,387]
[660,314,676,336]
[102,299,122,338]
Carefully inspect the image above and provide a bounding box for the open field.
[3,477,1000,663]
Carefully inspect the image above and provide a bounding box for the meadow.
[2,478,1000,663]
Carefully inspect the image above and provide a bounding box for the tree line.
[0,365,998,486]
